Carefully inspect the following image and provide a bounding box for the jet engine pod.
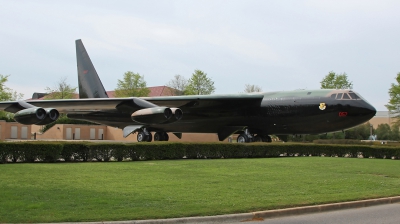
[35,108,60,125]
[14,108,60,125]
[170,108,183,121]
[131,107,173,124]
[14,107,47,125]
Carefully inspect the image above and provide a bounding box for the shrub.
[0,141,399,163]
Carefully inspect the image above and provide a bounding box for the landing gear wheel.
[146,133,152,142]
[154,132,169,141]
[260,135,272,142]
[137,130,152,142]
[163,132,169,141]
[237,134,249,143]
[154,132,163,141]
[254,135,263,142]
[137,130,145,142]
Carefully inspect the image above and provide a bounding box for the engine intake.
[14,108,60,125]
[171,108,183,121]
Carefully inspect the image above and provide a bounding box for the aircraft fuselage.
[68,89,376,138]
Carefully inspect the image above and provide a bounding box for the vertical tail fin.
[75,39,108,98]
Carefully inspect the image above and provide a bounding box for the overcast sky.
[1,0,400,110]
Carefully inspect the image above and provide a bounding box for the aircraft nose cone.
[358,100,376,120]
[344,100,376,123]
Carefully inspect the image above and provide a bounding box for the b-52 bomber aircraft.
[0,39,376,143]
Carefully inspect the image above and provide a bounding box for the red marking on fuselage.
[339,112,348,117]
[83,70,88,74]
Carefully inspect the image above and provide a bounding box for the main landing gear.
[137,128,152,142]
[237,129,272,143]
[154,131,169,141]
[137,128,169,142]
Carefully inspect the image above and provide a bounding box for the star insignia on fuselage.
[319,103,326,110]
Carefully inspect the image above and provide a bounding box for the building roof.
[375,111,390,117]
[30,86,176,100]
[107,86,175,98]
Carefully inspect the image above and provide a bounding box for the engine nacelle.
[36,108,60,125]
[161,108,183,124]
[14,108,60,125]
[131,107,173,124]
[171,108,183,121]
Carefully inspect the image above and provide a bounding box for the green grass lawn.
[1,157,399,223]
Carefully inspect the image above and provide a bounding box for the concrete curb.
[251,196,400,221]
[59,196,400,224]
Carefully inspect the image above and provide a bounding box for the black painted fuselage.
[67,89,376,138]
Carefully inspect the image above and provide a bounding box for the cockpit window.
[332,92,361,100]
[349,92,359,99]
[343,93,350,99]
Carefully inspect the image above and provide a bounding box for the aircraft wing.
[0,94,264,114]
[0,98,128,113]
[145,94,264,111]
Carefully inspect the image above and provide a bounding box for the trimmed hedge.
[0,142,399,163]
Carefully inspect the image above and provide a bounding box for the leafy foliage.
[386,72,400,123]
[283,122,400,142]
[184,70,215,95]
[285,122,373,142]
[0,111,15,122]
[344,122,372,140]
[0,74,23,122]
[44,77,77,99]
[374,124,391,140]
[373,123,400,140]
[0,142,399,164]
[166,74,188,96]
[0,74,23,101]
[391,124,400,141]
[114,71,150,97]
[320,71,353,89]
[244,84,262,93]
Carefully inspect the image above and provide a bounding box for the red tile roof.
[108,86,176,97]
[31,86,176,100]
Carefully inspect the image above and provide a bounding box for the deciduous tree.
[0,74,23,101]
[374,123,391,140]
[344,122,372,140]
[320,71,353,89]
[185,70,215,95]
[0,74,23,121]
[244,84,262,93]
[114,71,150,97]
[44,77,77,99]
[166,74,188,96]
[386,72,400,124]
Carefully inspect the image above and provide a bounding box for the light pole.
[370,124,373,140]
